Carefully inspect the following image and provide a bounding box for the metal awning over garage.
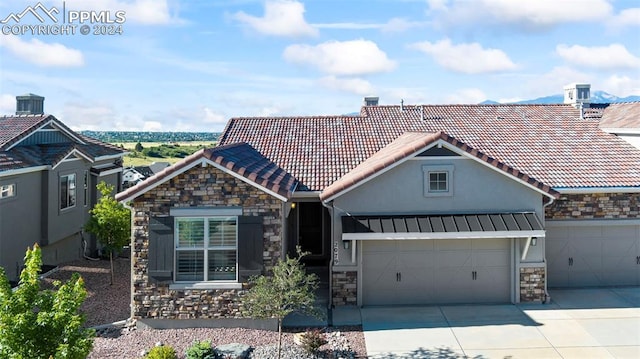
[342,212,545,240]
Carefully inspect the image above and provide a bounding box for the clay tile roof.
[320,131,558,201]
[219,103,640,192]
[116,142,298,202]
[599,102,640,130]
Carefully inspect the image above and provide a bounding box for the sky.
[0,0,639,132]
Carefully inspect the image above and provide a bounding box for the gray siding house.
[0,95,126,281]
[117,86,640,327]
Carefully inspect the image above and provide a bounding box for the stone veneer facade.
[332,271,357,306]
[546,193,640,220]
[519,267,546,302]
[131,166,283,320]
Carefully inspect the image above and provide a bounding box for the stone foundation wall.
[520,267,545,302]
[332,271,357,306]
[131,165,283,320]
[546,193,640,220]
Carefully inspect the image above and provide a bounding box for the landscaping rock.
[215,343,251,359]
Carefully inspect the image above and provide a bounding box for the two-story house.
[0,94,126,282]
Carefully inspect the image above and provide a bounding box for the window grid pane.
[207,250,237,281]
[176,250,204,281]
[429,172,448,192]
[177,218,205,247]
[209,217,237,248]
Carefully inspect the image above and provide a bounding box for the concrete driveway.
[336,287,640,358]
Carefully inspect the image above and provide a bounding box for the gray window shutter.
[238,215,264,282]
[148,216,174,282]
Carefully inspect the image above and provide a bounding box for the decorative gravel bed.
[42,257,367,358]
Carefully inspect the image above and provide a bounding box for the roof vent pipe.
[420,106,424,121]
[400,99,404,112]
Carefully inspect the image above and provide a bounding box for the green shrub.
[185,340,217,359]
[145,345,177,359]
[300,329,327,354]
[0,244,94,359]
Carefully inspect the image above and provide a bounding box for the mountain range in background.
[480,90,640,105]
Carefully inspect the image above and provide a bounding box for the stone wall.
[520,267,545,302]
[131,165,283,320]
[546,193,640,220]
[332,271,357,306]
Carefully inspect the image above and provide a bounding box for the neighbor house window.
[423,165,454,197]
[175,217,237,282]
[60,174,76,209]
[0,184,16,199]
[83,171,88,207]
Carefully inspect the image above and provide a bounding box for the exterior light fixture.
[531,237,537,246]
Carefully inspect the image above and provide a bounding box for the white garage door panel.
[362,239,510,306]
[546,223,640,288]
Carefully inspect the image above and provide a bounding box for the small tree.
[85,181,131,285]
[241,248,321,359]
[0,244,94,359]
[134,141,144,152]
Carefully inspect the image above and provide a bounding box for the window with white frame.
[423,164,454,197]
[0,183,16,199]
[60,174,76,209]
[175,217,238,282]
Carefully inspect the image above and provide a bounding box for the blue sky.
[0,0,638,132]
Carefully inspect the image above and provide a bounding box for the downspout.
[542,195,555,304]
[321,199,334,326]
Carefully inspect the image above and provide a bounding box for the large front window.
[60,174,76,209]
[175,217,238,282]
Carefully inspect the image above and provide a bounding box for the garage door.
[546,222,640,288]
[362,238,511,306]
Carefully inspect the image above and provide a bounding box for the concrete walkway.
[334,287,640,358]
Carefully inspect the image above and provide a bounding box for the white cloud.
[430,0,611,30]
[202,107,227,125]
[53,0,178,25]
[609,7,640,28]
[232,0,318,37]
[409,38,517,74]
[0,94,15,114]
[0,35,84,67]
[314,17,426,33]
[318,76,373,95]
[556,44,640,70]
[283,39,396,76]
[142,121,163,131]
[602,74,640,97]
[527,66,592,97]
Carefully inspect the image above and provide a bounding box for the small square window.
[423,164,454,197]
[0,184,16,199]
[429,172,448,192]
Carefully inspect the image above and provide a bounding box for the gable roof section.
[320,131,557,202]
[220,103,640,191]
[0,115,124,175]
[599,102,640,133]
[116,142,298,203]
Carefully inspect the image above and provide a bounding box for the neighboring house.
[123,164,171,189]
[0,94,126,281]
[123,167,146,188]
[116,84,640,328]
[598,102,640,150]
